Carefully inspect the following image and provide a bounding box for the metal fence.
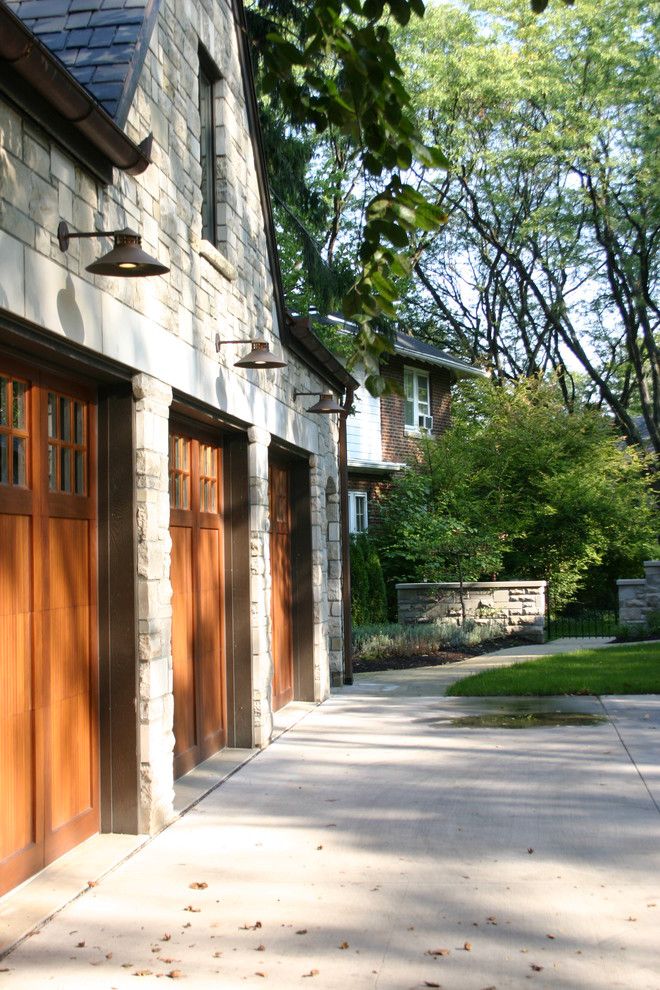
[546,591,618,640]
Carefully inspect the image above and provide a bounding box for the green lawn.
[447,642,660,696]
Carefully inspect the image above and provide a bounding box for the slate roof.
[5,0,159,125]
[310,312,486,379]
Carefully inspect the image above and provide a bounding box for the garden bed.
[352,635,533,673]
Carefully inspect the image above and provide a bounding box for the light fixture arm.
[58,221,126,252]
[215,334,253,350]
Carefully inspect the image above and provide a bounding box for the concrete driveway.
[1,640,659,989]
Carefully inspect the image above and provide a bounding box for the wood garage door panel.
[0,514,35,862]
[171,525,196,760]
[170,432,225,777]
[49,692,93,831]
[0,363,98,896]
[270,463,293,712]
[198,526,223,743]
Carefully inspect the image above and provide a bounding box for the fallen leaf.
[76,942,86,948]
[256,945,266,952]
[296,929,308,935]
[158,958,176,965]
[133,971,153,977]
[241,921,262,931]
[339,942,349,950]
[423,982,441,988]
[183,905,200,913]
[182,923,191,929]
[167,972,183,980]
[527,848,534,854]
[87,880,97,888]
[162,934,171,942]
[106,953,113,960]
[627,917,637,922]
[464,942,472,951]
[426,948,450,957]
[486,917,498,925]
[546,935,555,940]
[255,973,266,979]
[122,963,134,968]
[189,882,208,890]
[302,970,319,978]
[530,964,543,972]
[213,952,223,958]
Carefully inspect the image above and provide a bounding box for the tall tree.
[395,0,659,451]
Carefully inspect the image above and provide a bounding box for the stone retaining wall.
[397,581,547,643]
[617,561,660,627]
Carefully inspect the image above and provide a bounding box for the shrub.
[352,619,506,662]
[350,533,387,626]
[614,610,660,642]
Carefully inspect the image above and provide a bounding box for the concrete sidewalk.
[346,635,620,696]
[0,639,658,989]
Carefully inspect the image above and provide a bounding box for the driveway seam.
[598,696,660,816]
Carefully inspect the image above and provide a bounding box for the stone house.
[343,327,487,532]
[0,0,356,898]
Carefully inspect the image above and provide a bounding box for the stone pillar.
[324,474,343,689]
[643,561,660,613]
[309,455,329,700]
[247,426,272,748]
[133,373,175,834]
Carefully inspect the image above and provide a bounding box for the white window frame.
[348,490,368,534]
[404,367,431,433]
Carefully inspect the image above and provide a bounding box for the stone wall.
[617,561,660,627]
[397,581,547,643]
[0,0,345,835]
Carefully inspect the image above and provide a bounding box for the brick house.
[345,330,487,532]
[0,0,357,898]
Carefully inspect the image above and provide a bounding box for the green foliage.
[447,642,660,696]
[246,0,450,385]
[375,377,657,608]
[353,618,506,662]
[394,0,659,451]
[350,532,387,625]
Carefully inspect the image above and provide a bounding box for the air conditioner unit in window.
[418,414,433,431]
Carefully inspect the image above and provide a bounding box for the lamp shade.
[86,228,169,277]
[233,340,287,369]
[306,393,344,414]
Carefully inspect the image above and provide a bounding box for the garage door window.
[47,392,87,495]
[0,374,29,487]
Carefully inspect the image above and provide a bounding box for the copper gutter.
[0,1,151,175]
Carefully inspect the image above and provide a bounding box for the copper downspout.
[339,385,355,685]
[0,2,151,175]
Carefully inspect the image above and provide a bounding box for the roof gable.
[5,0,160,126]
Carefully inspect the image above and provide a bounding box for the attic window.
[199,48,219,244]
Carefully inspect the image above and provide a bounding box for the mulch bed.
[351,637,534,674]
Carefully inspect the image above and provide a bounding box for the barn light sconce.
[215,333,287,369]
[294,391,345,414]
[57,221,169,277]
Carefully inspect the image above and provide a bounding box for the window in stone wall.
[199,48,219,244]
[348,491,368,533]
[404,367,432,432]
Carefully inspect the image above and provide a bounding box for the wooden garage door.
[270,462,294,712]
[169,430,226,778]
[0,359,98,897]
